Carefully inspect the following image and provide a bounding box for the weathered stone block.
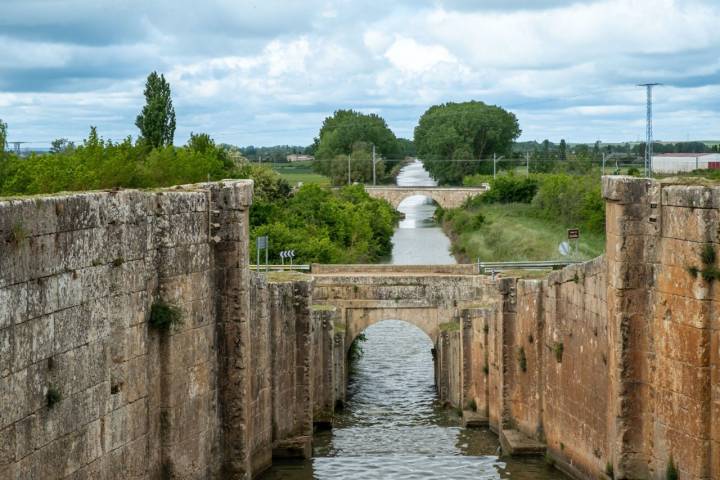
[14,315,54,372]
[0,282,28,328]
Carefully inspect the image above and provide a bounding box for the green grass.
[450,203,605,262]
[270,161,330,186]
[266,271,310,282]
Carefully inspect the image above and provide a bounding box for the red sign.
[567,229,580,240]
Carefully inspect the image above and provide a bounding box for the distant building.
[286,154,314,162]
[651,153,720,173]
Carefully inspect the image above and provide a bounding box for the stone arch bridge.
[309,264,496,346]
[363,186,488,209]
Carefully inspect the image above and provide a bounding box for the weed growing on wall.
[553,342,564,363]
[517,346,527,372]
[605,461,614,479]
[10,222,29,245]
[46,387,61,409]
[666,456,678,480]
[348,332,368,372]
[687,244,720,283]
[149,301,182,331]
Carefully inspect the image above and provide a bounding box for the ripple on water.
[262,321,568,480]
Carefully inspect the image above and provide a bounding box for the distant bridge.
[363,186,488,209]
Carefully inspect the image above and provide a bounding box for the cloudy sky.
[1,0,719,147]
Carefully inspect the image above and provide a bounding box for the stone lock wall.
[435,177,720,480]
[0,181,253,479]
[0,182,343,480]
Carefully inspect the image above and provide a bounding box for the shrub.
[482,175,539,204]
[149,301,182,331]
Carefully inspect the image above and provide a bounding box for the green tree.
[312,109,400,184]
[414,101,521,184]
[559,139,567,161]
[50,138,75,153]
[0,119,7,154]
[135,71,176,148]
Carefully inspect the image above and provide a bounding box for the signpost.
[567,228,580,257]
[279,250,296,267]
[256,236,269,272]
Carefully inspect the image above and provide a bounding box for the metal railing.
[476,260,583,274]
[250,264,311,272]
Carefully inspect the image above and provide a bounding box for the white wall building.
[286,154,314,162]
[651,153,720,173]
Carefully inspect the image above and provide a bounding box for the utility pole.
[526,152,530,176]
[372,144,376,186]
[347,154,351,185]
[602,152,606,176]
[493,153,497,179]
[638,83,661,177]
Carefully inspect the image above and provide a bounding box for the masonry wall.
[0,182,335,480]
[0,182,254,479]
[442,178,720,480]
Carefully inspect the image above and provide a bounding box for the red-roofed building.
[651,153,720,173]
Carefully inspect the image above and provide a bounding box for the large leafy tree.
[135,71,176,148]
[414,101,521,184]
[312,109,400,184]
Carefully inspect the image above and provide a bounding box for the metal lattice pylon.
[638,83,660,177]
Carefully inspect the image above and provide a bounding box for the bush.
[531,174,605,233]
[481,175,539,204]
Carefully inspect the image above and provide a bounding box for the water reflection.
[389,160,454,264]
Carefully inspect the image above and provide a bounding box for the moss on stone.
[439,321,461,332]
[311,304,336,311]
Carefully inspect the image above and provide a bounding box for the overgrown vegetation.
[466,398,477,412]
[440,173,606,262]
[46,386,61,409]
[149,300,182,331]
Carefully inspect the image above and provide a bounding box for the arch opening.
[397,195,440,229]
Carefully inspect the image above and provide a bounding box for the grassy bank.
[442,203,605,262]
[270,160,329,186]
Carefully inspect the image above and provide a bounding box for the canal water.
[261,161,565,479]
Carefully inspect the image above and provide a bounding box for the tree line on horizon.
[0,71,400,265]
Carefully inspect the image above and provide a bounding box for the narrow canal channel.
[262,161,566,479]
